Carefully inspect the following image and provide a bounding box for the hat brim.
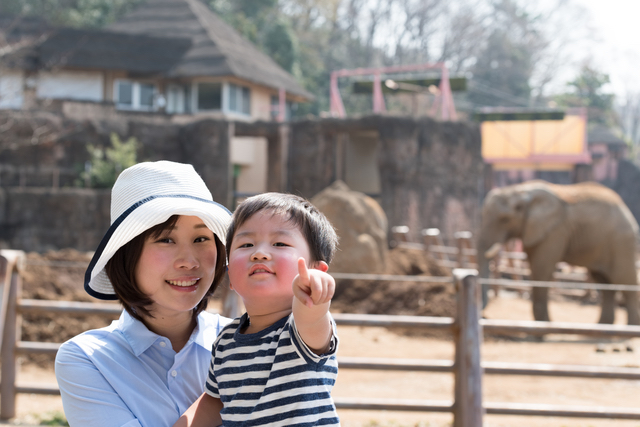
[85,194,231,300]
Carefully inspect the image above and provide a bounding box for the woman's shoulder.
[59,316,121,344]
[55,319,128,366]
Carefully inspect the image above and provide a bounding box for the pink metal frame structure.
[330,63,457,120]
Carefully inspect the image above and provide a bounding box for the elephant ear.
[521,187,564,248]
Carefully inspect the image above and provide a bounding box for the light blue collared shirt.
[55,310,230,427]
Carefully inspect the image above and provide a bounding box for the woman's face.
[135,215,218,319]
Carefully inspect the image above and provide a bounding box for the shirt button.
[159,341,166,347]
[171,370,178,377]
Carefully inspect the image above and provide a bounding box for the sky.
[575,0,640,99]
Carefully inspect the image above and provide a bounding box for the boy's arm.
[292,258,336,354]
[172,393,223,427]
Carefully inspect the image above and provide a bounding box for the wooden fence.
[3,247,640,425]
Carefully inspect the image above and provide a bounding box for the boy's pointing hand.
[293,258,335,308]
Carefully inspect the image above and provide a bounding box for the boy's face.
[227,210,312,315]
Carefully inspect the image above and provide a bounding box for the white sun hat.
[84,160,231,300]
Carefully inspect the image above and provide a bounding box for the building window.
[167,85,191,114]
[229,83,251,115]
[270,95,293,121]
[117,81,133,107]
[115,80,156,111]
[139,83,155,108]
[197,82,222,110]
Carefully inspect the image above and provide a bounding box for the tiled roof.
[36,28,191,74]
[0,14,52,43]
[108,0,312,100]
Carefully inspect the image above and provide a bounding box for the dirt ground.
[8,248,640,426]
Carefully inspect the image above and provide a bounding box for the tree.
[555,64,616,126]
[208,0,299,73]
[618,92,640,161]
[464,0,547,108]
[467,29,534,107]
[0,0,144,28]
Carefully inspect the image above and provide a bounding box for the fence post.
[453,269,483,427]
[52,168,60,189]
[391,225,410,245]
[0,256,8,352]
[422,228,446,262]
[454,231,473,268]
[0,254,22,420]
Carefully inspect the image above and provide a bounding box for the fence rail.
[4,243,640,424]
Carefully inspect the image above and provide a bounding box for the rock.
[311,181,388,274]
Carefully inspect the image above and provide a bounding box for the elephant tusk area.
[484,242,503,259]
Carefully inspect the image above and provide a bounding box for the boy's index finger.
[297,258,309,283]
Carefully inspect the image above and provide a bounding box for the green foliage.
[466,0,540,108]
[467,30,533,107]
[264,20,298,73]
[554,64,616,126]
[82,133,138,188]
[36,410,69,426]
[208,0,298,74]
[0,0,144,27]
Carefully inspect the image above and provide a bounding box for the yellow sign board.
[481,113,590,168]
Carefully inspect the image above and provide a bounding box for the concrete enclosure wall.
[0,110,482,251]
[287,116,483,243]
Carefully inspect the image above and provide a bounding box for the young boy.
[175,192,340,427]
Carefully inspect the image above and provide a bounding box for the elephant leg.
[622,289,640,325]
[527,243,564,322]
[608,257,640,325]
[531,287,550,322]
[591,271,616,324]
[481,285,489,310]
[598,290,615,324]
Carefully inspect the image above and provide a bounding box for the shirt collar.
[119,311,161,356]
[118,310,218,356]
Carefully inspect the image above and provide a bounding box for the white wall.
[251,85,275,120]
[231,136,267,195]
[37,71,103,101]
[0,72,24,109]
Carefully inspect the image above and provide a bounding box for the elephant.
[477,180,640,325]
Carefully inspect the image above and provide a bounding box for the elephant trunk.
[476,236,502,279]
[476,234,503,308]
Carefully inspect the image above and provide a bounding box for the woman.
[55,160,232,427]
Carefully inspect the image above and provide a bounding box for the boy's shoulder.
[213,314,246,344]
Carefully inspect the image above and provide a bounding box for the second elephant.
[477,180,640,325]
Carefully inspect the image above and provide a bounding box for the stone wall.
[0,187,110,252]
[0,110,482,251]
[287,116,483,243]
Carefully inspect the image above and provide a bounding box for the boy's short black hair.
[227,193,338,265]
[105,215,226,322]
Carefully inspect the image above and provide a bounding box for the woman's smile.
[135,215,218,319]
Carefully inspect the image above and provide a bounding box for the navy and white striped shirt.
[205,313,340,426]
